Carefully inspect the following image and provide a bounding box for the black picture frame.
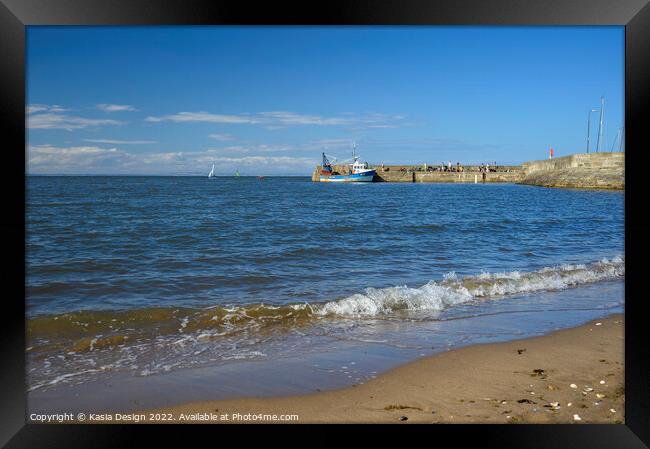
[2,0,649,447]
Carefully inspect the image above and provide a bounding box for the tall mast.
[611,129,621,152]
[586,108,598,153]
[619,127,625,152]
[586,110,591,153]
[596,96,605,152]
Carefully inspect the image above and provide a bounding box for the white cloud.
[203,143,296,156]
[27,145,317,175]
[208,133,235,141]
[136,150,315,175]
[227,155,312,164]
[27,113,123,131]
[26,104,132,130]
[145,110,408,129]
[96,104,137,112]
[84,139,157,144]
[145,112,259,124]
[27,145,136,173]
[258,111,351,126]
[205,146,251,154]
[26,104,68,114]
[356,124,399,129]
[27,104,123,131]
[27,105,48,114]
[209,155,314,167]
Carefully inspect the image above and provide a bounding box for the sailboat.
[234,169,240,178]
[208,164,216,179]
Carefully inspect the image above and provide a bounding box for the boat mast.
[586,110,590,153]
[596,96,605,152]
[586,108,598,153]
[610,129,621,152]
[619,127,624,152]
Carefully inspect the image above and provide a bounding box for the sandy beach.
[146,314,624,424]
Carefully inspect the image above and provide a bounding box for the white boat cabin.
[350,156,374,174]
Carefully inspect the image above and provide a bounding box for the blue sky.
[26,26,624,175]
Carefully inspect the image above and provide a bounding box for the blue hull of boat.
[320,170,376,182]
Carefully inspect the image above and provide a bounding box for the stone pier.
[311,153,624,190]
[312,164,523,183]
[520,152,624,190]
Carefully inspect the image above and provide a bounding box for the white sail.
[208,164,215,178]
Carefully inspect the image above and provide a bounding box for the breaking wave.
[27,256,623,391]
[28,256,624,346]
[314,256,623,316]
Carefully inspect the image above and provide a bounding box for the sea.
[26,176,625,412]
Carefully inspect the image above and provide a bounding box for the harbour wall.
[311,164,523,183]
[311,153,624,190]
[520,152,624,190]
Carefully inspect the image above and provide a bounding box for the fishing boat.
[319,152,376,183]
[208,164,216,179]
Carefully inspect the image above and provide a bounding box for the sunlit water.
[26,176,624,400]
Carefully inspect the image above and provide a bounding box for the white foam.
[28,367,107,392]
[220,350,267,360]
[27,256,624,391]
[314,256,624,317]
[314,282,473,317]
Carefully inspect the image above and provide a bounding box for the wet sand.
[148,314,624,424]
